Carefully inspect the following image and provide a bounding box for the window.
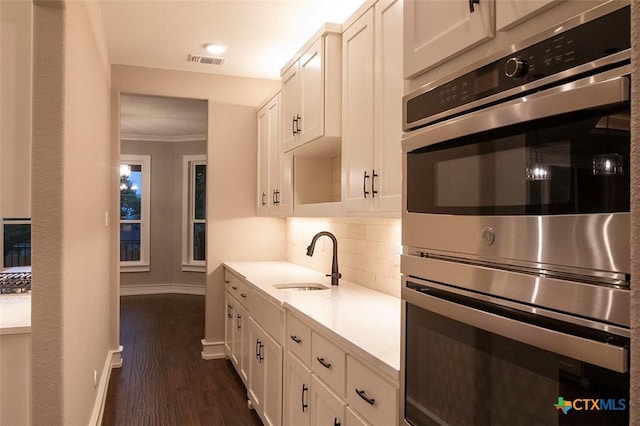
[120,154,150,271]
[3,219,31,268]
[182,155,206,271]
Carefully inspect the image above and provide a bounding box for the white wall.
[1,0,32,218]
[32,1,112,424]
[111,65,286,358]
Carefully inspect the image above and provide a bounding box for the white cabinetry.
[496,0,563,31]
[404,0,494,78]
[257,92,293,216]
[342,0,403,214]
[249,317,283,426]
[224,271,251,385]
[283,311,398,426]
[284,352,312,426]
[281,27,342,153]
[310,375,346,426]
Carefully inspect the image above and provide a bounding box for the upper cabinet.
[281,25,342,153]
[496,0,564,31]
[342,0,403,214]
[257,92,293,217]
[404,0,494,79]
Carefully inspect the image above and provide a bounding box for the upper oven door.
[402,67,631,277]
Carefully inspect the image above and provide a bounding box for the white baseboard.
[90,345,123,426]
[201,339,226,360]
[120,283,205,296]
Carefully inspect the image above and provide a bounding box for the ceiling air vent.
[188,54,225,65]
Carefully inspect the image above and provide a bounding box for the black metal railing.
[4,242,31,267]
[120,240,140,262]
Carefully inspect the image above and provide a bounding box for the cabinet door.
[237,303,250,385]
[342,8,375,212]
[496,0,563,31]
[224,294,235,359]
[257,104,270,213]
[248,318,265,413]
[276,151,293,215]
[404,0,494,78]
[267,94,281,209]
[373,0,403,212]
[284,352,312,426]
[299,37,325,144]
[345,407,369,426]
[282,63,300,152]
[310,375,346,426]
[262,330,284,426]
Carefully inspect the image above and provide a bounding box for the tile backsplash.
[287,217,402,297]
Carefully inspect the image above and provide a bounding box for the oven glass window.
[404,303,630,426]
[406,107,629,215]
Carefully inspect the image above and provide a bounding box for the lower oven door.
[401,280,630,426]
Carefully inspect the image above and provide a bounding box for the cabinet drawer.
[224,270,250,307]
[287,314,312,366]
[311,332,346,397]
[346,356,398,426]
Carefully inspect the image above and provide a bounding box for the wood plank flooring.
[102,294,262,426]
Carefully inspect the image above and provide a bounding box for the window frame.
[182,154,206,272]
[120,154,151,272]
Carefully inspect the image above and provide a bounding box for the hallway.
[102,294,262,425]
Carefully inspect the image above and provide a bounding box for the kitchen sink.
[273,282,329,291]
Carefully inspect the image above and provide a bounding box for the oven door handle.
[402,285,628,373]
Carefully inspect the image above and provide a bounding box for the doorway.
[118,94,207,294]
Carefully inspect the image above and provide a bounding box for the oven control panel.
[405,5,630,130]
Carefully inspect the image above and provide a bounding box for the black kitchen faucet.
[306,231,341,286]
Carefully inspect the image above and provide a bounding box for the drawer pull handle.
[316,357,332,369]
[225,280,230,284]
[290,335,302,344]
[232,286,238,290]
[334,418,341,426]
[356,388,375,406]
[240,293,247,298]
[236,314,241,330]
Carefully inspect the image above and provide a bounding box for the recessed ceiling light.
[205,43,227,55]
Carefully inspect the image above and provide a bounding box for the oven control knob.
[505,57,527,79]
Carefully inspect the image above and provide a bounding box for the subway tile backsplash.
[287,217,401,297]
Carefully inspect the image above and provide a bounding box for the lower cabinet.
[284,312,399,426]
[284,352,312,426]
[310,375,346,426]
[224,267,399,426]
[249,317,283,426]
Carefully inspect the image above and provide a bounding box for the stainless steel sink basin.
[273,282,329,291]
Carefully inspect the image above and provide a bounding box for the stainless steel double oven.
[401,4,631,425]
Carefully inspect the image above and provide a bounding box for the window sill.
[120,264,150,273]
[182,264,205,273]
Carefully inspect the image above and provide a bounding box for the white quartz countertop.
[223,261,401,379]
[0,294,31,335]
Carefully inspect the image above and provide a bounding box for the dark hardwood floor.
[102,294,262,426]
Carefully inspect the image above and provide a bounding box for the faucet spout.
[306,231,341,286]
